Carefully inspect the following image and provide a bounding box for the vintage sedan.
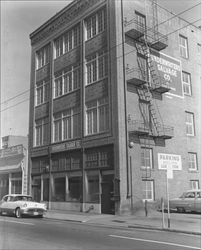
[0,194,47,218]
[170,189,201,213]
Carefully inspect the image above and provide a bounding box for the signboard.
[167,167,173,179]
[150,51,183,98]
[0,145,24,158]
[158,153,182,170]
[51,140,81,153]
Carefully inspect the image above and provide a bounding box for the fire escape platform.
[126,68,147,87]
[151,84,171,93]
[150,41,168,51]
[128,120,150,136]
[152,126,174,139]
[125,29,144,41]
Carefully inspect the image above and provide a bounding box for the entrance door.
[101,175,114,214]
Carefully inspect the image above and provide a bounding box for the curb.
[44,216,201,236]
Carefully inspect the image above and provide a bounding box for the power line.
[1,15,201,113]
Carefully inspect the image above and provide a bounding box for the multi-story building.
[0,135,28,199]
[29,0,201,214]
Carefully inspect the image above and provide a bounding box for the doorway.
[101,174,115,214]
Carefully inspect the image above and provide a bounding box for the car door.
[183,192,195,211]
[194,191,201,212]
[1,196,13,214]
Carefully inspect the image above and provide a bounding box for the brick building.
[28,0,201,214]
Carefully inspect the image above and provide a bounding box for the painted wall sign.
[51,140,81,153]
[0,145,24,158]
[158,153,182,170]
[150,51,183,98]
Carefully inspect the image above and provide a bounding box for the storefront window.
[86,174,100,203]
[67,176,82,202]
[11,179,22,194]
[43,178,49,201]
[54,177,65,201]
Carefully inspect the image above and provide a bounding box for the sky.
[0,0,201,140]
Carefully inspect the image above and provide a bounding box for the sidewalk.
[44,209,201,235]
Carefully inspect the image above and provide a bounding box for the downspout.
[120,0,130,198]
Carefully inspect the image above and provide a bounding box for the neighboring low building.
[0,136,28,199]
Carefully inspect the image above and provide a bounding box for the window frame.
[54,66,80,99]
[190,180,199,190]
[35,80,49,106]
[141,147,153,169]
[53,108,80,143]
[86,50,108,85]
[142,180,154,201]
[85,97,109,136]
[188,152,198,171]
[35,118,48,147]
[36,45,50,70]
[182,71,191,96]
[85,8,106,41]
[185,111,195,136]
[179,35,189,59]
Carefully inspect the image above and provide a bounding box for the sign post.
[166,165,173,228]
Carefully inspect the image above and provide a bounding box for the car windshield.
[14,196,33,201]
[179,192,187,198]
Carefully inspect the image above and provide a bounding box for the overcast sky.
[1,0,201,139]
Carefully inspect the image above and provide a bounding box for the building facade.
[29,0,201,214]
[0,136,28,199]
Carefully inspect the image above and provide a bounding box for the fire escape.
[124,16,174,178]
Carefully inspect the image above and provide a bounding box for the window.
[53,108,81,142]
[86,174,100,203]
[188,153,198,171]
[36,45,50,69]
[67,176,82,202]
[135,11,146,33]
[86,97,109,135]
[54,178,65,201]
[182,72,191,96]
[35,80,49,106]
[54,66,80,98]
[86,50,108,85]
[141,148,153,169]
[142,180,154,201]
[85,8,106,40]
[190,180,199,190]
[185,112,195,136]
[35,118,48,146]
[179,35,188,58]
[54,25,80,59]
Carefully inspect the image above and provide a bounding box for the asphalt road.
[0,215,200,250]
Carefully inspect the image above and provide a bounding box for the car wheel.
[177,207,185,213]
[15,208,21,218]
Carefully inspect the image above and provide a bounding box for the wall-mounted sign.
[0,145,24,158]
[158,153,182,170]
[150,51,183,98]
[51,140,81,153]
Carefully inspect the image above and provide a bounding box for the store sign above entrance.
[51,140,82,153]
[150,51,183,98]
[0,144,23,158]
[158,153,182,170]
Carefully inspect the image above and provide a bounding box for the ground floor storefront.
[0,145,28,199]
[31,145,118,214]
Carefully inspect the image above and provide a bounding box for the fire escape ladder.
[135,41,162,136]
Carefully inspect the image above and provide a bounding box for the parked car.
[169,189,201,213]
[0,194,47,218]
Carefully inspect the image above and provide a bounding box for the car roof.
[4,194,32,197]
[186,189,201,192]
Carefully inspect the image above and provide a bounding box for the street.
[0,215,201,250]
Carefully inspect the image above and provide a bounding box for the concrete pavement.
[44,209,201,235]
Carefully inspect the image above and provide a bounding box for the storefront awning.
[0,154,24,173]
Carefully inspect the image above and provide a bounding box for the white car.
[170,189,201,213]
[0,194,47,218]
